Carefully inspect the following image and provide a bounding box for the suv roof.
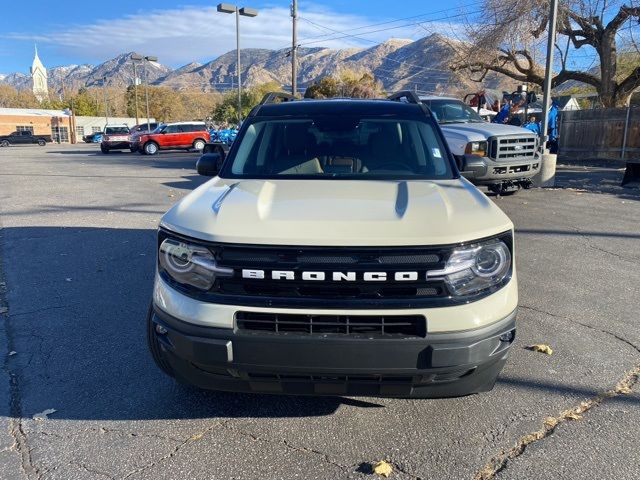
[164,121,206,125]
[253,98,426,118]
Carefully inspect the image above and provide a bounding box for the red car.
[133,122,210,155]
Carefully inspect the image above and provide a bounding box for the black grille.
[236,312,426,337]
[213,244,447,302]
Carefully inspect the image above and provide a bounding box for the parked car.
[130,122,159,135]
[132,122,210,155]
[147,92,518,398]
[419,96,540,195]
[129,123,159,152]
[100,125,131,154]
[83,131,104,143]
[0,131,51,147]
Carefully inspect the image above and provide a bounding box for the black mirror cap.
[196,153,223,176]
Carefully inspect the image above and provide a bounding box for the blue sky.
[0,0,474,73]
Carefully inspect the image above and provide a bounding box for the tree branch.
[616,66,640,98]
[606,5,640,33]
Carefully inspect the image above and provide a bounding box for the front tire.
[144,142,159,155]
[100,146,110,154]
[37,139,46,146]
[193,139,206,151]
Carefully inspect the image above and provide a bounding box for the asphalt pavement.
[0,143,639,479]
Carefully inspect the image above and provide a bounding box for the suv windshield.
[220,116,454,180]
[423,100,485,124]
[105,126,130,134]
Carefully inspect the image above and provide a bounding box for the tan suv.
[147,92,518,398]
[133,122,210,155]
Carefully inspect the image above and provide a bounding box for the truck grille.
[213,245,447,303]
[489,135,538,161]
[236,312,426,337]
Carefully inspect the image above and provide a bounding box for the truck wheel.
[146,306,176,379]
[0,140,9,147]
[144,142,159,155]
[192,139,206,151]
[37,139,46,146]
[100,146,110,154]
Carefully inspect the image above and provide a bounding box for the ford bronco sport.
[147,92,518,398]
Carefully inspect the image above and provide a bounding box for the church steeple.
[31,44,48,101]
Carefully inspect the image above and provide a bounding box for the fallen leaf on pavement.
[33,409,57,421]
[564,411,583,420]
[527,344,553,355]
[373,460,393,477]
[8,351,16,356]
[0,306,7,314]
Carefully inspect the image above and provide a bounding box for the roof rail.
[387,90,431,116]
[259,92,296,105]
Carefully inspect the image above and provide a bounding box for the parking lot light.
[217,3,258,124]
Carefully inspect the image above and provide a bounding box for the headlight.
[428,239,511,296]
[465,141,487,157]
[159,238,232,290]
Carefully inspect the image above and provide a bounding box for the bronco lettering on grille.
[241,269,424,281]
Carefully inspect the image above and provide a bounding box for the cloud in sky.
[4,4,428,67]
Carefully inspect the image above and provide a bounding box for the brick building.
[0,108,150,143]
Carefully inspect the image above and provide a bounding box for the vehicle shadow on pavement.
[1,226,384,422]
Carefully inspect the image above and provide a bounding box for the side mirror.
[202,143,227,160]
[196,153,224,176]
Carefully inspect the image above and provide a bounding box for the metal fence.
[558,106,640,163]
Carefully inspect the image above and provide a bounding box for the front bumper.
[462,154,540,185]
[150,305,516,398]
[102,141,131,150]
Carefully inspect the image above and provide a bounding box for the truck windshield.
[425,100,485,124]
[220,116,454,180]
[105,126,130,134]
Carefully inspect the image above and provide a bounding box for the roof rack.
[387,91,431,116]
[259,92,297,105]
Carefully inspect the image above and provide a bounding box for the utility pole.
[291,0,298,96]
[537,0,559,187]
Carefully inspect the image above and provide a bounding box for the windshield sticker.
[432,148,442,158]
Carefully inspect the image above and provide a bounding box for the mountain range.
[0,34,508,94]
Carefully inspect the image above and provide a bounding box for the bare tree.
[452,0,640,107]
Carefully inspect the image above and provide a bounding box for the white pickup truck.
[419,96,540,195]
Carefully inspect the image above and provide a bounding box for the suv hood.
[161,178,513,246]
[441,122,534,139]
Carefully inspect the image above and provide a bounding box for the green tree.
[212,81,286,124]
[304,70,384,99]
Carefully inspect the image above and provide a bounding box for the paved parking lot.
[1,143,639,479]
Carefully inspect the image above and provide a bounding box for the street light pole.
[217,3,258,125]
[291,0,298,96]
[236,6,241,124]
[540,0,559,154]
[102,76,109,125]
[132,60,140,126]
[536,0,559,188]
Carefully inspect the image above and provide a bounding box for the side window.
[164,125,179,134]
